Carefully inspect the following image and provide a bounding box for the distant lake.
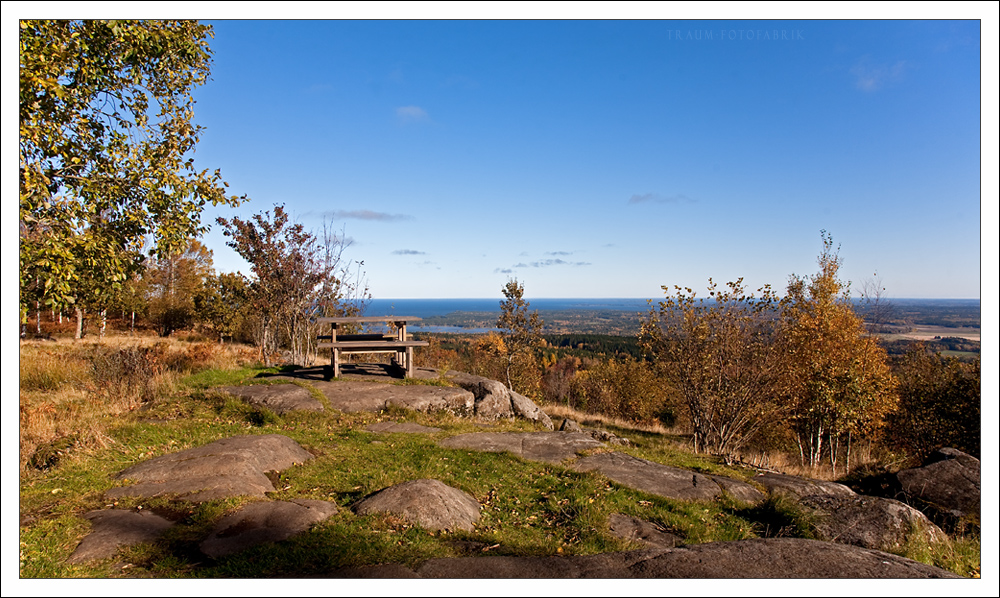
[358,297,979,335]
[365,298,653,318]
[365,297,979,317]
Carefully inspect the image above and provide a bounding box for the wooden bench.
[316,316,429,378]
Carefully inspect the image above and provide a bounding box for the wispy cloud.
[502,258,591,271]
[850,58,908,92]
[323,210,414,222]
[532,258,591,268]
[396,105,429,123]
[628,193,695,205]
[392,249,426,255]
[545,251,574,256]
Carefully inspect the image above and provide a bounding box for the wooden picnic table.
[316,316,429,378]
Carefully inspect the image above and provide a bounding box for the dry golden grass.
[18,336,258,473]
[542,403,681,436]
[542,403,887,482]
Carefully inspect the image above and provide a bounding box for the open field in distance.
[880,325,981,343]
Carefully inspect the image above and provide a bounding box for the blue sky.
[187,16,988,300]
[6,8,992,302]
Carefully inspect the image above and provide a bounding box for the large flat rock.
[106,435,313,502]
[896,447,980,528]
[308,380,474,415]
[353,479,481,532]
[218,384,324,414]
[755,472,856,500]
[67,509,174,564]
[200,499,339,559]
[334,538,959,578]
[607,513,683,548]
[572,452,763,503]
[799,494,950,553]
[438,432,604,464]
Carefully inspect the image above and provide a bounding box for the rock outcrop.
[353,479,481,532]
[572,452,764,504]
[799,494,949,552]
[559,419,629,446]
[607,513,683,548]
[332,538,960,578]
[218,383,324,414]
[895,448,980,530]
[200,499,339,559]
[438,431,604,464]
[67,510,174,564]
[445,371,554,430]
[558,418,584,432]
[106,435,313,502]
[755,472,856,500]
[306,380,476,415]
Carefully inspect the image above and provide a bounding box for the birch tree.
[782,232,897,473]
[19,20,244,325]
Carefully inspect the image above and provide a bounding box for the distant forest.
[416,299,980,360]
[874,299,980,328]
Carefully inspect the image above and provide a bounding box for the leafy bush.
[569,357,674,424]
[887,348,980,461]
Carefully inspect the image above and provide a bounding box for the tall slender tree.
[496,279,544,394]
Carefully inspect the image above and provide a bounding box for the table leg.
[331,323,339,378]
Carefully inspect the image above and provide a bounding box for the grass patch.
[180,366,259,389]
[894,526,981,579]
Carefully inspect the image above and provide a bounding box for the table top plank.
[316,316,422,324]
[317,340,428,349]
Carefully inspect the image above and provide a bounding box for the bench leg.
[405,347,414,378]
[333,348,341,378]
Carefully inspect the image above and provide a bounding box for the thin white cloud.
[325,210,414,222]
[392,249,426,255]
[503,259,590,270]
[530,258,591,268]
[628,193,695,205]
[851,58,908,92]
[396,105,429,123]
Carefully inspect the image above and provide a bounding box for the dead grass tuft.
[18,337,258,473]
[542,403,681,436]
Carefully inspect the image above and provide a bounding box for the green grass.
[894,524,981,579]
[18,361,981,578]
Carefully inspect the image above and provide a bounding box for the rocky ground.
[64,365,978,579]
